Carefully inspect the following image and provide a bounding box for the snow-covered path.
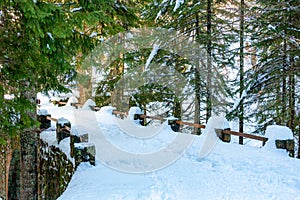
[56,107,300,200]
[38,94,300,200]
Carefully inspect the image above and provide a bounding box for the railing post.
[168,119,180,132]
[222,128,231,143]
[275,139,294,157]
[215,129,231,143]
[56,118,71,144]
[74,143,96,169]
[70,133,89,158]
[37,109,51,129]
[133,114,146,126]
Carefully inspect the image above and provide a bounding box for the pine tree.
[0,0,141,198]
[247,0,300,134]
[144,0,236,132]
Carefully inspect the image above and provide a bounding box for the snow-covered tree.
[143,0,237,133]
[244,0,300,135]
[0,0,140,198]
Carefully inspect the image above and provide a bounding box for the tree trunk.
[194,79,201,134]
[281,35,288,125]
[239,0,245,145]
[194,10,201,135]
[206,0,212,122]
[5,140,12,200]
[288,63,296,133]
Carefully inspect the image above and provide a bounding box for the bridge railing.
[50,101,294,157]
[37,110,95,168]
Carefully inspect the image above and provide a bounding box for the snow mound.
[99,106,115,114]
[37,109,49,116]
[198,116,228,159]
[264,125,294,151]
[82,99,96,110]
[265,125,293,140]
[66,96,78,107]
[57,117,70,126]
[128,106,142,121]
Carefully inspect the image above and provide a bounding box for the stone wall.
[0,145,6,200]
[0,137,74,200]
[38,139,74,200]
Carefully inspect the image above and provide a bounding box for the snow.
[4,94,14,100]
[128,106,142,121]
[82,99,96,110]
[145,43,160,70]
[70,7,82,12]
[57,117,70,126]
[264,125,294,151]
[74,142,94,149]
[173,0,184,12]
[265,125,294,140]
[37,109,49,116]
[155,10,162,21]
[99,106,116,115]
[47,32,54,41]
[38,96,300,200]
[89,32,97,38]
[66,96,78,107]
[40,130,74,163]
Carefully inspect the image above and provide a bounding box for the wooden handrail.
[222,129,268,142]
[46,116,58,123]
[46,116,71,131]
[112,110,128,116]
[61,126,71,132]
[176,120,206,129]
[110,109,270,143]
[138,114,164,121]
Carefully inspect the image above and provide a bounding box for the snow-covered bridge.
[38,95,300,200]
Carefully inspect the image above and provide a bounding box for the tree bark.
[206,0,212,122]
[239,0,245,145]
[194,10,201,135]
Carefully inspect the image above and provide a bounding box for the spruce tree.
[0,0,140,198]
[144,0,236,132]
[247,0,300,134]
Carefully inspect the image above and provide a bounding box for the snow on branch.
[145,43,160,71]
[173,0,184,12]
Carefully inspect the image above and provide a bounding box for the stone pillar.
[37,109,51,130]
[215,129,231,143]
[70,133,89,158]
[275,139,294,157]
[0,145,6,200]
[133,114,145,126]
[74,143,95,169]
[56,118,71,144]
[20,129,39,200]
[168,119,180,132]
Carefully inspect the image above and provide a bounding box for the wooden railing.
[56,101,268,145]
[111,110,268,145]
[40,102,294,156]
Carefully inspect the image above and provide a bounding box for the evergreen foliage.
[0,0,139,143]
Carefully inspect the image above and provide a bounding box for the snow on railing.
[37,112,95,169]
[50,100,295,157]
[111,109,295,156]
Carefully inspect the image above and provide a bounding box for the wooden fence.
[51,101,294,156]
